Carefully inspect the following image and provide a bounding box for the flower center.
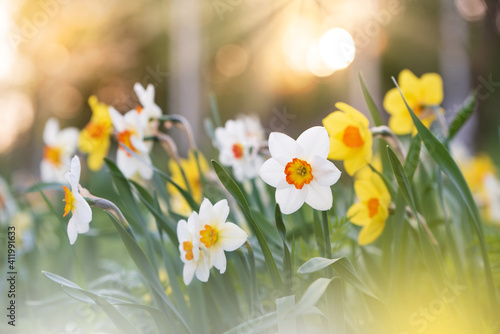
[232,143,244,159]
[367,198,379,218]
[62,185,76,217]
[85,121,108,140]
[183,241,194,261]
[117,129,138,156]
[200,224,218,248]
[135,105,143,114]
[342,126,364,148]
[285,158,313,189]
[44,146,63,167]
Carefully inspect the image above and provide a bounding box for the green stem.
[322,211,332,259]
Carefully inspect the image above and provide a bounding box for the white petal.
[130,136,148,153]
[198,198,214,222]
[296,126,330,160]
[43,117,59,145]
[305,180,333,211]
[259,158,285,188]
[177,219,190,242]
[74,194,92,225]
[117,149,137,178]
[219,222,247,251]
[138,153,153,180]
[210,244,227,274]
[77,222,89,234]
[268,132,297,164]
[58,128,80,153]
[40,161,57,183]
[183,261,197,285]
[276,185,307,215]
[133,82,147,103]
[67,217,78,245]
[232,162,246,182]
[70,156,81,182]
[108,107,125,132]
[212,199,230,226]
[195,253,211,282]
[310,156,342,186]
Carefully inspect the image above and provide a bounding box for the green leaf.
[105,211,192,334]
[392,77,498,308]
[25,182,64,193]
[208,92,223,128]
[276,205,293,296]
[129,180,178,246]
[448,93,476,140]
[404,134,422,181]
[326,277,345,334]
[297,257,378,300]
[359,73,384,126]
[212,160,282,290]
[294,278,332,315]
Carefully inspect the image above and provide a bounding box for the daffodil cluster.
[177,198,248,285]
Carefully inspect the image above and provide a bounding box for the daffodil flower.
[41,117,79,183]
[109,107,153,180]
[259,126,341,214]
[322,103,373,176]
[63,156,92,245]
[168,150,209,215]
[177,213,210,285]
[197,199,248,274]
[215,117,265,182]
[347,168,391,245]
[78,96,113,171]
[134,83,162,152]
[383,69,443,135]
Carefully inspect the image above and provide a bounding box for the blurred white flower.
[259,126,341,214]
[41,117,79,183]
[0,176,17,225]
[483,174,500,223]
[63,156,92,245]
[215,116,265,182]
[109,107,153,180]
[197,198,247,274]
[177,213,210,285]
[134,83,162,149]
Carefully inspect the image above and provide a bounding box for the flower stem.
[322,211,332,259]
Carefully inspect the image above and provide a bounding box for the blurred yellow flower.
[347,168,391,245]
[461,153,500,223]
[383,69,443,135]
[168,151,209,215]
[322,102,373,176]
[78,96,113,171]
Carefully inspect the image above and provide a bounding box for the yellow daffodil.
[78,96,113,171]
[168,150,209,215]
[461,153,500,223]
[383,69,443,135]
[322,102,373,176]
[347,168,391,245]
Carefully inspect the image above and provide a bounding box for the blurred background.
[0,0,499,183]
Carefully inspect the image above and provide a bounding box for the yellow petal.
[347,203,370,226]
[323,111,357,136]
[334,102,369,127]
[383,88,406,116]
[344,151,369,176]
[398,69,420,97]
[419,73,443,106]
[389,113,413,135]
[358,220,385,245]
[354,179,379,201]
[328,137,353,160]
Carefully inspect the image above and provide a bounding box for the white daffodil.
[259,126,341,215]
[63,156,92,245]
[197,198,248,274]
[177,213,210,285]
[109,107,153,180]
[215,117,265,182]
[134,83,162,149]
[41,117,79,183]
[0,176,17,226]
